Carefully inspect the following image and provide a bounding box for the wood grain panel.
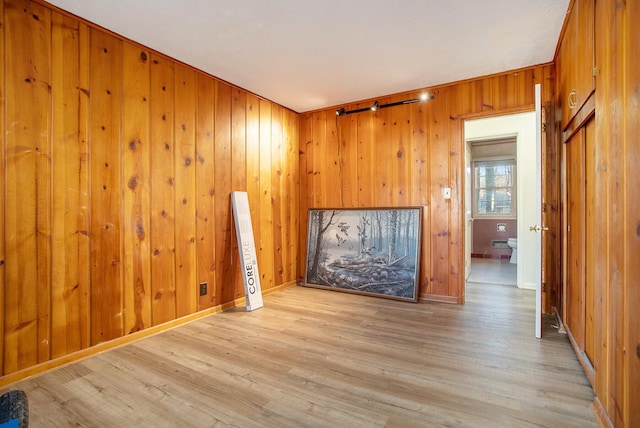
[51,12,90,357]
[4,0,43,371]
[592,0,624,425]
[625,1,640,424]
[603,1,625,422]
[122,42,151,334]
[310,111,326,208]
[324,111,341,207]
[391,102,410,206]
[338,113,358,208]
[149,54,176,325]
[428,90,450,296]
[214,82,232,304]
[590,6,610,407]
[259,99,274,290]
[448,97,462,300]
[624,2,640,426]
[356,112,374,207]
[283,109,299,283]
[410,100,430,296]
[0,0,5,375]
[29,1,52,367]
[541,65,560,314]
[245,94,262,284]
[565,129,585,351]
[89,29,123,344]
[583,118,595,363]
[271,105,284,286]
[174,64,197,317]
[230,88,247,298]
[590,1,612,418]
[557,0,595,129]
[298,112,312,280]
[195,75,216,310]
[373,107,391,206]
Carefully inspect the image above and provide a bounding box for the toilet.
[507,238,517,264]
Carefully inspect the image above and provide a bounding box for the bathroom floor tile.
[467,258,517,285]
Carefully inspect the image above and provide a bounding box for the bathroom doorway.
[464,111,539,290]
[465,136,518,286]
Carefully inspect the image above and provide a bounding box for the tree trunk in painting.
[389,210,399,262]
[374,211,383,253]
[309,210,337,280]
[404,211,412,256]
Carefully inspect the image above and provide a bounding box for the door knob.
[529,225,549,233]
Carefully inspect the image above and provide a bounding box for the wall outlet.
[199,282,207,296]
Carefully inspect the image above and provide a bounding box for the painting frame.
[304,207,422,303]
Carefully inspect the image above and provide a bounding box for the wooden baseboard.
[564,323,595,387]
[419,293,459,304]
[0,280,299,387]
[591,396,614,428]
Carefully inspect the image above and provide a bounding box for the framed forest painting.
[304,207,422,302]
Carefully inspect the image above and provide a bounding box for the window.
[473,159,516,217]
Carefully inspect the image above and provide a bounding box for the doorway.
[465,137,518,286]
[464,111,538,290]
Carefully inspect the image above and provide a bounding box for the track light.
[335,92,433,116]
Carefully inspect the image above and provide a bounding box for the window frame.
[472,156,517,219]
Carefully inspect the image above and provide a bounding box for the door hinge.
[542,122,547,132]
[542,282,547,292]
[593,66,598,77]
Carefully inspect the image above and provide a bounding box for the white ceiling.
[46,0,569,113]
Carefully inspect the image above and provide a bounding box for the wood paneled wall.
[564,0,639,426]
[0,0,299,378]
[299,65,556,303]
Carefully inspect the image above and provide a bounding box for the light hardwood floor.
[1,283,596,427]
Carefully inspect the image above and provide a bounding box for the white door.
[533,84,543,338]
[464,141,473,280]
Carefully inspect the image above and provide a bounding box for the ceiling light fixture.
[336,92,433,116]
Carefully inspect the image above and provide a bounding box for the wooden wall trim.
[419,294,459,304]
[591,396,615,428]
[561,91,595,143]
[564,322,595,386]
[457,104,535,120]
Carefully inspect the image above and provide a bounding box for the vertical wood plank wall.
[0,0,299,377]
[558,0,639,426]
[299,66,556,303]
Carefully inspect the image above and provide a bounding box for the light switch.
[443,187,451,199]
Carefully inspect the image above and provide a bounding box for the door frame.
[462,104,543,337]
